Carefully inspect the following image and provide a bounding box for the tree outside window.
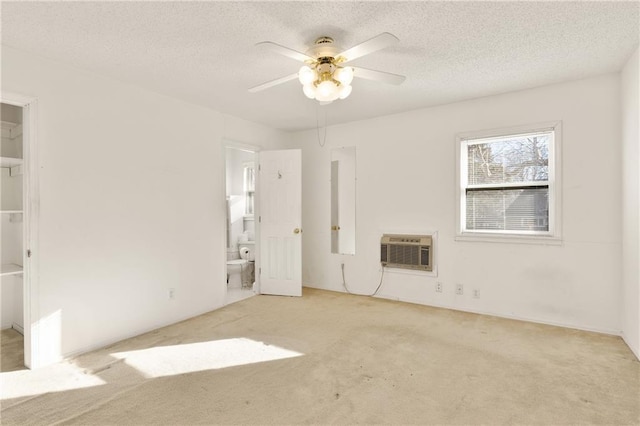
[460,127,558,238]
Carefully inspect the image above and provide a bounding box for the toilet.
[238,242,256,287]
[239,241,255,261]
[227,241,255,289]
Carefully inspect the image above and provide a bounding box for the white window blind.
[243,164,255,215]
[461,130,553,235]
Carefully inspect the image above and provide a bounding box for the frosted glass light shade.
[338,84,352,99]
[316,80,339,102]
[298,65,354,102]
[303,84,316,99]
[334,67,354,85]
[298,66,317,85]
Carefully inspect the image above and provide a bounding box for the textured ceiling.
[2,1,638,131]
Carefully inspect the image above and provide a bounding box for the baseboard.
[621,333,640,361]
[62,303,224,361]
[11,322,24,335]
[307,284,621,337]
[377,294,621,336]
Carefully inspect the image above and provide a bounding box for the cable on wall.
[341,262,385,297]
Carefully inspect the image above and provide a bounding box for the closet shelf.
[1,210,23,214]
[0,263,23,277]
[0,157,23,168]
[1,121,22,140]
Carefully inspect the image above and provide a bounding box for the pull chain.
[316,102,327,147]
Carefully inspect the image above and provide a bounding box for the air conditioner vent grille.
[389,245,419,265]
[380,234,433,272]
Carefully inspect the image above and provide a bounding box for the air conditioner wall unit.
[380,234,433,271]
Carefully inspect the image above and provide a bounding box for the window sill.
[455,233,562,246]
[382,266,438,277]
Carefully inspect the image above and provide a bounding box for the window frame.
[243,161,255,215]
[455,121,562,245]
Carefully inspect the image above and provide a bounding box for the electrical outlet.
[473,289,480,299]
[435,282,443,293]
[455,283,464,295]
[169,288,175,300]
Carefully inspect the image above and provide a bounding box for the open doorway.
[1,102,26,371]
[1,93,39,369]
[224,145,258,305]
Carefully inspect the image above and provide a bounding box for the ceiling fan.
[248,32,406,104]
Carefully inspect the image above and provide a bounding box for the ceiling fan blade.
[248,73,299,93]
[256,41,314,63]
[337,32,399,63]
[352,67,406,85]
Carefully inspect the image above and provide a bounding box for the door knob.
[331,225,341,231]
[294,228,301,234]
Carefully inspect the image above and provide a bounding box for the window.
[243,163,255,215]
[456,122,561,242]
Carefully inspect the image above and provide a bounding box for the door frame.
[1,92,40,369]
[222,140,261,298]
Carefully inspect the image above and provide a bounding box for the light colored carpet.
[0,329,25,373]
[1,288,638,425]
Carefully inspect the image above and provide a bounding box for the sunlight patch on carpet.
[1,362,106,400]
[110,338,303,378]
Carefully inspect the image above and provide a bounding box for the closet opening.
[1,102,26,371]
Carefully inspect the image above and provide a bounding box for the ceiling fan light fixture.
[315,80,339,102]
[334,67,354,86]
[298,65,317,85]
[338,84,352,100]
[250,33,405,104]
[303,83,316,99]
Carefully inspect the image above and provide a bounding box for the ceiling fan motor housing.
[307,36,341,59]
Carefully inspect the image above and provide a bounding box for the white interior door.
[259,149,302,297]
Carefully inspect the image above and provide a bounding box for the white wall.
[2,46,289,366]
[621,46,640,360]
[289,74,622,334]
